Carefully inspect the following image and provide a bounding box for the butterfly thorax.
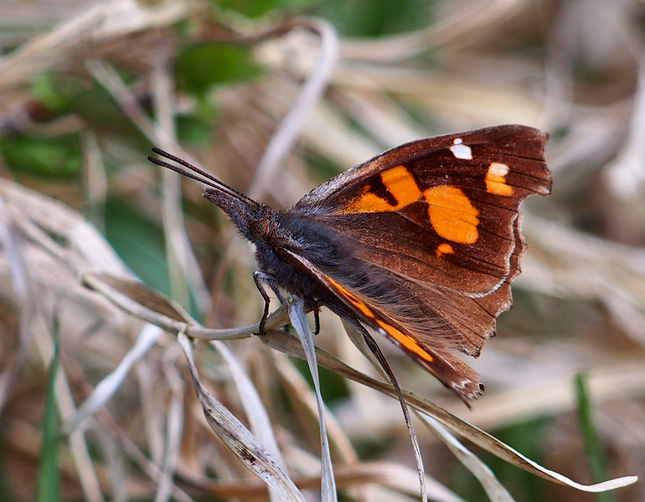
[251,212,345,306]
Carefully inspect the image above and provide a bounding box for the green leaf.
[210,0,319,19]
[104,199,170,296]
[315,0,432,37]
[176,44,261,96]
[176,113,216,147]
[0,133,81,178]
[29,74,71,116]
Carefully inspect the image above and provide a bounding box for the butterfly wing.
[295,125,551,295]
[287,125,551,400]
[282,247,486,401]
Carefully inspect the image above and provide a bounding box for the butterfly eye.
[249,219,270,241]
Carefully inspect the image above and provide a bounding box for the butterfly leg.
[313,305,321,335]
[253,271,276,335]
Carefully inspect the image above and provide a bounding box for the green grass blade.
[36,317,60,502]
[574,372,614,502]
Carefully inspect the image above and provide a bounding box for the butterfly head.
[147,148,276,242]
[203,188,277,243]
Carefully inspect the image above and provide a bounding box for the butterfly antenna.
[148,148,259,206]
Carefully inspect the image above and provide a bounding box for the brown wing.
[282,249,485,402]
[287,125,551,401]
[294,125,551,296]
[282,220,528,402]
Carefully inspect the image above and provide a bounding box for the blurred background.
[1,0,645,501]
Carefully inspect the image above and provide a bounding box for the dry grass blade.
[155,344,186,502]
[288,295,337,501]
[458,362,645,431]
[603,59,645,198]
[81,271,289,340]
[152,61,193,313]
[172,459,462,500]
[85,58,211,314]
[247,18,338,200]
[340,0,526,60]
[520,216,645,346]
[215,340,286,502]
[0,5,106,88]
[303,462,464,501]
[420,415,515,502]
[345,321,427,502]
[62,324,163,434]
[0,193,33,413]
[256,330,638,493]
[272,354,365,473]
[177,331,305,502]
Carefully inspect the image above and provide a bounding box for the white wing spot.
[449,138,473,160]
[488,162,509,178]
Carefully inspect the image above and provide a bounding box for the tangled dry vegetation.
[1,0,645,501]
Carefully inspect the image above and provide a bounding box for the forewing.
[294,125,551,296]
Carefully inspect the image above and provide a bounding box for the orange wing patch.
[345,165,421,213]
[339,165,481,247]
[328,278,373,318]
[374,318,434,363]
[424,186,479,244]
[485,162,513,196]
[326,277,434,364]
[435,243,454,257]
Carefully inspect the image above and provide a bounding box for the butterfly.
[148,125,552,403]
